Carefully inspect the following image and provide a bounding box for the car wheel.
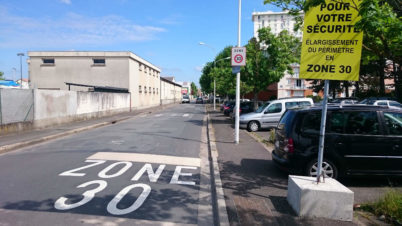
[247,121,259,132]
[305,158,338,179]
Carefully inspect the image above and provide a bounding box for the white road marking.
[171,113,177,117]
[87,152,201,167]
[183,114,189,117]
[155,114,163,117]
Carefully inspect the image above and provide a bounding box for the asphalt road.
[0,103,211,226]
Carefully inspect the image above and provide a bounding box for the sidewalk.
[0,104,175,154]
[208,109,355,226]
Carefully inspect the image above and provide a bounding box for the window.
[139,85,142,93]
[296,79,302,87]
[42,58,55,66]
[345,111,379,135]
[144,66,147,74]
[377,101,387,106]
[93,58,105,66]
[139,63,142,71]
[300,112,321,133]
[265,103,282,113]
[328,111,347,133]
[144,86,147,93]
[384,112,402,135]
[149,87,151,93]
[156,88,158,94]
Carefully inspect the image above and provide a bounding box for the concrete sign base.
[287,175,354,221]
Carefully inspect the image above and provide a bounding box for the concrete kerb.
[0,103,178,155]
[205,106,230,226]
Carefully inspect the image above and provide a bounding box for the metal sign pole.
[317,80,329,183]
[234,0,241,144]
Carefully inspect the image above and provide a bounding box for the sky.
[0,0,280,86]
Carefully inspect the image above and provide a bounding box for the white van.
[239,97,314,131]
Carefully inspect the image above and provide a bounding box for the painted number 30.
[54,180,151,215]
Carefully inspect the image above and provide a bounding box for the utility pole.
[17,53,24,89]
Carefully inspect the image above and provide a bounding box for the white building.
[28,51,181,109]
[252,11,309,98]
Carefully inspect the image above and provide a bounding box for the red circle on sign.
[234,54,243,63]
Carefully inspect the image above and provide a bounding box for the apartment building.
[28,51,162,109]
[252,11,309,98]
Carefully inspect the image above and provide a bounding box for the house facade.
[252,11,310,99]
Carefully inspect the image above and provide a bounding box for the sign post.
[299,0,363,183]
[232,45,246,144]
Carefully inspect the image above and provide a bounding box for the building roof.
[28,51,161,72]
[161,77,182,87]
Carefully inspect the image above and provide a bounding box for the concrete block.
[287,175,354,221]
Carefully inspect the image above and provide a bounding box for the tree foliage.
[190,82,198,96]
[0,71,4,80]
[264,0,402,101]
[243,27,301,107]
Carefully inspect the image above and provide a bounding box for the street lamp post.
[199,42,231,111]
[17,53,24,89]
[212,57,231,110]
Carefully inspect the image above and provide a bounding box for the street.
[0,104,213,226]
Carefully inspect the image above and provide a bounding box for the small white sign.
[231,47,246,66]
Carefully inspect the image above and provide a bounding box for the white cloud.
[194,66,204,72]
[60,0,72,4]
[0,9,166,49]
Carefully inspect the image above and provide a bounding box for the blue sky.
[0,0,279,86]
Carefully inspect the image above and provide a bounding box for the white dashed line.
[183,114,189,117]
[155,114,163,117]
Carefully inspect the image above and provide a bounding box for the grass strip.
[359,189,402,224]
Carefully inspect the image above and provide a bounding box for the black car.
[196,97,203,104]
[229,102,258,119]
[272,105,402,179]
[223,101,235,116]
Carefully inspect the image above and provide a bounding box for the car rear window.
[300,111,321,133]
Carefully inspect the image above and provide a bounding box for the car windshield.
[183,95,189,99]
[255,102,270,113]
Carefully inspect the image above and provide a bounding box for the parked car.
[230,102,262,119]
[272,105,402,179]
[182,95,190,104]
[220,101,230,111]
[239,97,314,132]
[196,97,203,104]
[359,97,396,104]
[366,100,402,109]
[223,101,235,116]
[329,97,359,105]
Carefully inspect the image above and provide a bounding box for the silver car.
[239,97,314,132]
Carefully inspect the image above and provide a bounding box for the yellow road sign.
[300,0,363,81]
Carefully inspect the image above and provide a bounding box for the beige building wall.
[161,78,182,104]
[28,51,161,109]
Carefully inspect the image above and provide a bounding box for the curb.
[206,106,230,226]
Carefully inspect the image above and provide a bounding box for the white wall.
[34,89,130,128]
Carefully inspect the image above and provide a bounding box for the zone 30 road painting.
[54,152,200,216]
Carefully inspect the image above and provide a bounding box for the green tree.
[263,0,402,100]
[243,27,301,108]
[190,82,198,96]
[0,71,4,80]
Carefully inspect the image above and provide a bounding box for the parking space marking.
[183,114,189,117]
[155,114,163,117]
[87,152,201,167]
